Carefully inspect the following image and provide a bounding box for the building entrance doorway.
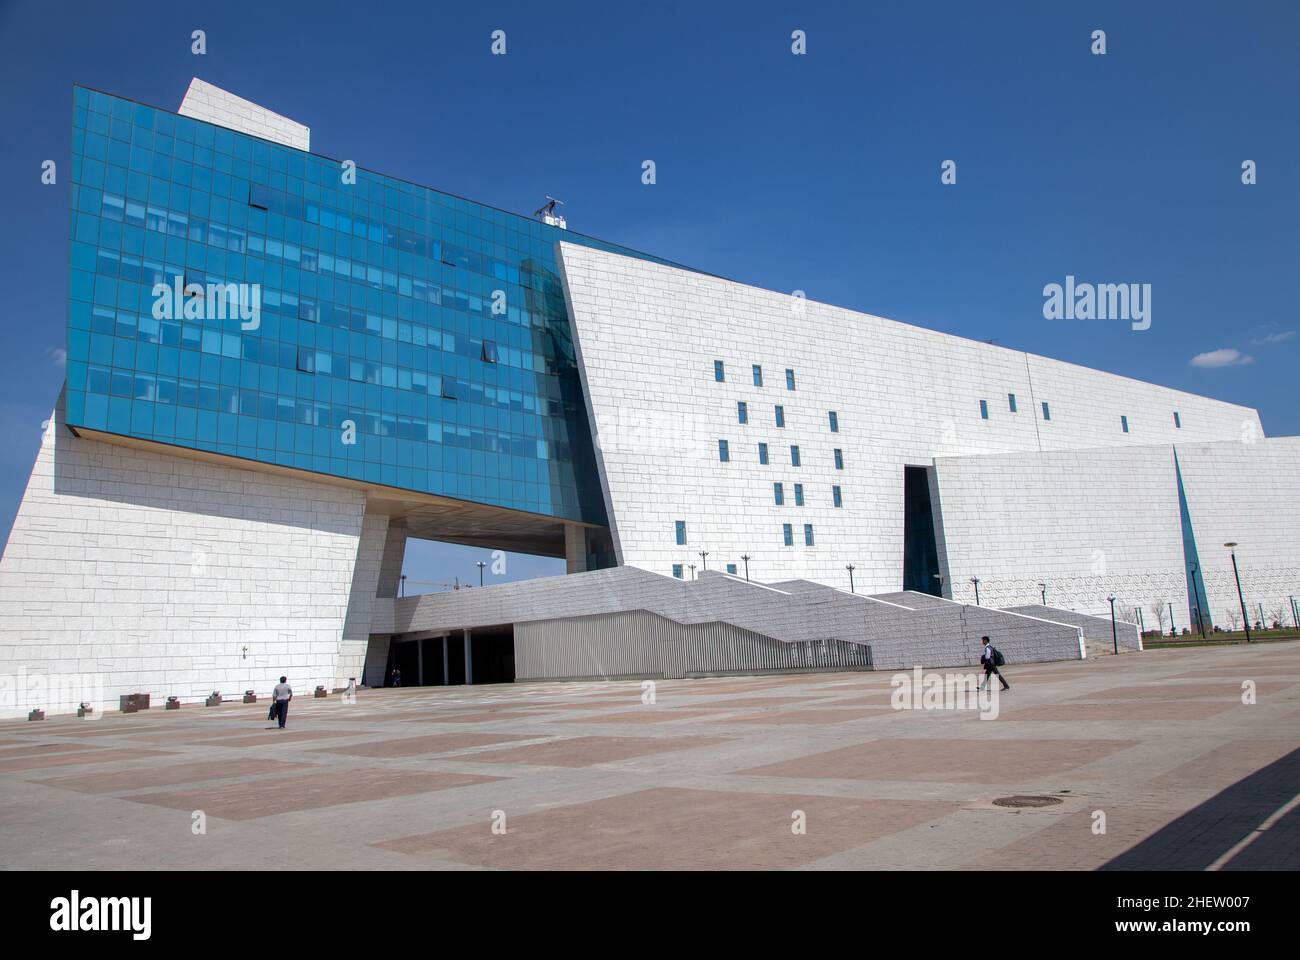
[383,626,515,686]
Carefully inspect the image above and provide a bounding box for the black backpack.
[992,646,1006,667]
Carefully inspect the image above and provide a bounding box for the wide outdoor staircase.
[373,568,1088,672]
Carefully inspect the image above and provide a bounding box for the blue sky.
[0,0,1296,589]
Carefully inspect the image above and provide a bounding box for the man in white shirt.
[272,676,293,728]
[978,636,1010,691]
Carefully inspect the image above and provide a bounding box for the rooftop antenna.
[534,195,567,230]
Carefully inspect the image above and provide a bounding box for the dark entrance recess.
[469,624,516,684]
[902,465,941,595]
[383,626,515,686]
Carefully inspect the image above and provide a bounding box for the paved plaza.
[1,642,1297,870]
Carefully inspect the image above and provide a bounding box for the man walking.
[272,675,293,728]
[978,636,1009,691]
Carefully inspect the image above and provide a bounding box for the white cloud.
[46,347,66,367]
[1250,330,1295,346]
[1190,348,1254,368]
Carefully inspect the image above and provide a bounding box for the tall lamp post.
[400,574,406,597]
[1189,563,1206,638]
[1038,582,1046,605]
[1108,595,1118,655]
[1224,543,1251,643]
[688,563,696,581]
[476,561,486,587]
[846,564,856,594]
[699,550,709,572]
[970,577,981,606]
[741,554,751,582]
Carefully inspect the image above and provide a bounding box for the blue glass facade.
[65,86,671,524]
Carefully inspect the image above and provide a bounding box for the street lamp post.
[476,561,486,587]
[1108,595,1118,655]
[1189,563,1206,638]
[741,554,751,581]
[970,577,981,606]
[688,563,696,581]
[400,574,406,597]
[846,564,856,594]
[1038,582,1046,606]
[699,551,709,572]
[1225,543,1251,643]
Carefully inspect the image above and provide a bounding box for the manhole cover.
[992,795,1064,808]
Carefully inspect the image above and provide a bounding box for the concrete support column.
[442,635,450,687]
[417,638,424,686]
[565,523,588,574]
[463,628,473,685]
[376,519,408,598]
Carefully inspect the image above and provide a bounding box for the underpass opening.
[469,624,516,684]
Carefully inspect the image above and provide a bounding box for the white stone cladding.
[337,510,392,689]
[933,438,1300,629]
[1173,438,1300,630]
[178,78,310,150]
[0,396,367,717]
[557,243,1268,595]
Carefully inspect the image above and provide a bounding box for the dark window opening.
[902,465,941,595]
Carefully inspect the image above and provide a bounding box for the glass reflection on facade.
[66,86,675,524]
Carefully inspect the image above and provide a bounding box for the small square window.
[753,364,763,387]
[775,405,785,428]
[482,340,498,363]
[834,448,844,470]
[790,445,800,467]
[1008,393,1017,413]
[783,523,793,546]
[1042,401,1051,421]
[672,563,683,579]
[675,520,686,546]
[980,399,989,420]
[828,411,839,432]
[737,401,748,424]
[794,483,804,506]
[774,482,784,506]
[804,524,814,546]
[758,442,769,465]
[714,360,725,382]
[718,438,730,462]
[832,485,842,508]
[726,563,737,575]
[786,368,796,390]
[248,184,270,210]
[441,377,460,400]
[295,346,315,373]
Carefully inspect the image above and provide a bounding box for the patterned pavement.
[0,641,1297,869]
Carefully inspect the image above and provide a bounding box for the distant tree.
[1149,601,1167,635]
[1268,602,1289,630]
[1225,607,1242,631]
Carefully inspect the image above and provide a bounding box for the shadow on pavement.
[1100,746,1300,870]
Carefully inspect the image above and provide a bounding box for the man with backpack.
[271,676,293,728]
[978,636,1010,691]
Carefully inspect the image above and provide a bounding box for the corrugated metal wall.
[514,609,872,680]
